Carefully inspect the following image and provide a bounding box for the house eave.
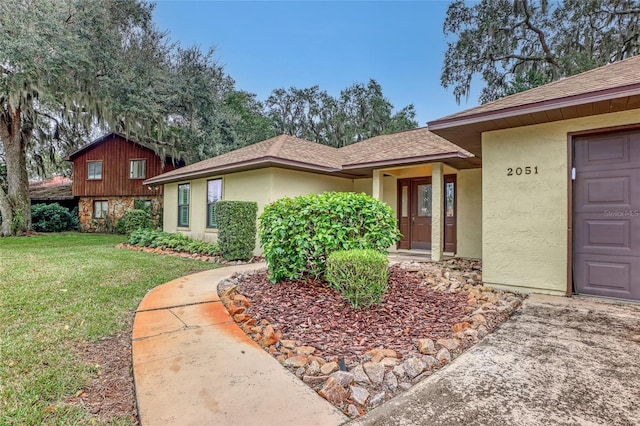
[341,152,473,170]
[429,83,640,130]
[144,157,346,185]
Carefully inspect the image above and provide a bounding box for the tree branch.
[520,0,560,69]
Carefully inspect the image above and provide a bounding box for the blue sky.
[152,1,481,126]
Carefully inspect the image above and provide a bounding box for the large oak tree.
[0,0,269,235]
[442,0,640,104]
[0,0,174,235]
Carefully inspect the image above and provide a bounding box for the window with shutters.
[206,179,222,228]
[177,183,190,227]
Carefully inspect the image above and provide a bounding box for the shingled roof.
[145,129,475,185]
[144,135,345,184]
[341,127,472,169]
[429,55,640,156]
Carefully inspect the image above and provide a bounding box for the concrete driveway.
[353,294,640,426]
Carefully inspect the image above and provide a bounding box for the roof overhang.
[144,157,354,185]
[145,151,483,185]
[342,152,481,175]
[428,83,640,157]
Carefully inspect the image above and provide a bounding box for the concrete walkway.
[133,264,640,426]
[352,294,640,426]
[132,263,347,426]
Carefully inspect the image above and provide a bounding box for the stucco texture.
[456,169,482,259]
[482,109,640,295]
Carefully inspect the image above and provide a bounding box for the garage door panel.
[574,254,639,299]
[574,130,640,301]
[575,170,640,211]
[576,132,640,172]
[584,135,629,165]
[575,219,632,251]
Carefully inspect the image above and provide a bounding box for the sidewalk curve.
[132,263,348,426]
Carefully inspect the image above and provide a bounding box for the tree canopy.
[266,79,418,148]
[442,0,640,104]
[0,0,418,236]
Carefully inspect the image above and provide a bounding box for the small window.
[93,200,108,219]
[130,159,146,179]
[206,179,222,228]
[87,161,102,180]
[177,183,190,227]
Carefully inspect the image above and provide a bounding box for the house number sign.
[507,166,539,176]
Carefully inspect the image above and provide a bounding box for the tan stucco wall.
[482,109,640,295]
[456,169,482,259]
[270,168,354,200]
[163,183,178,234]
[353,178,372,195]
[164,168,354,252]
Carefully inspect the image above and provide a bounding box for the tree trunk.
[0,108,32,236]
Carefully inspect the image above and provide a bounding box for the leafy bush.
[215,201,258,261]
[121,209,149,234]
[69,206,79,230]
[326,249,389,308]
[259,192,401,283]
[127,228,221,256]
[31,203,74,232]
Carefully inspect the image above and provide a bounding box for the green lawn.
[0,233,217,424]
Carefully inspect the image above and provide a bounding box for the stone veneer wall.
[78,196,163,233]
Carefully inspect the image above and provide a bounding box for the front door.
[411,179,432,250]
[397,176,457,251]
[573,130,640,300]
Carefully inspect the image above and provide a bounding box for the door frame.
[397,175,457,252]
[567,123,640,297]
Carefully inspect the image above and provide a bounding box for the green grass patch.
[0,233,218,424]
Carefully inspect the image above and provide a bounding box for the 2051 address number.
[507,166,538,176]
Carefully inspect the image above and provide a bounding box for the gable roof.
[144,135,345,184]
[144,128,476,185]
[340,127,473,170]
[429,54,640,156]
[65,132,177,162]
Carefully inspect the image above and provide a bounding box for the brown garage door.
[573,130,640,300]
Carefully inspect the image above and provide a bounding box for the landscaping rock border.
[218,258,526,418]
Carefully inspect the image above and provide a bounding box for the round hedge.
[259,192,400,283]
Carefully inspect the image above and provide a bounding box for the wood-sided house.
[66,132,183,232]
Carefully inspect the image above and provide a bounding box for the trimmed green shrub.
[121,209,149,234]
[326,249,389,308]
[215,201,258,261]
[31,203,74,232]
[259,192,401,283]
[128,228,221,256]
[69,206,79,230]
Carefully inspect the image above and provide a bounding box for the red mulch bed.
[237,264,469,365]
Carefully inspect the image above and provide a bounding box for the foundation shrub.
[31,203,74,232]
[127,228,220,256]
[259,192,401,283]
[215,201,258,261]
[120,209,149,234]
[326,249,389,308]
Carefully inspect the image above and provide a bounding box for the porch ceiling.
[345,155,482,177]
